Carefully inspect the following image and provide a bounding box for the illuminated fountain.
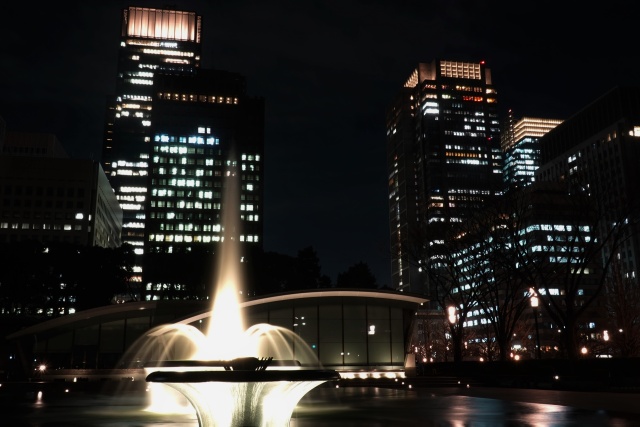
[120,167,339,427]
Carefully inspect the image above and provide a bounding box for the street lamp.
[530,288,542,360]
[447,306,457,363]
[447,306,456,325]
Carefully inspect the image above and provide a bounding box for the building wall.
[386,59,502,295]
[502,115,562,188]
[0,155,122,248]
[102,7,265,298]
[141,70,265,300]
[539,86,640,164]
[2,131,69,158]
[387,88,424,294]
[102,6,204,282]
[536,86,640,285]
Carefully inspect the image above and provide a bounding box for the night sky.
[1,1,638,286]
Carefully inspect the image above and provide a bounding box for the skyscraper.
[102,6,202,284]
[386,60,502,294]
[501,112,562,188]
[101,7,264,299]
[144,70,264,300]
[536,86,640,285]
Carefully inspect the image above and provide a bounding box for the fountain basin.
[145,358,340,427]
[146,368,340,383]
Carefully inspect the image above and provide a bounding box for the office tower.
[536,86,640,285]
[501,112,562,188]
[0,132,122,248]
[386,60,503,294]
[101,7,265,300]
[144,70,264,300]
[102,6,202,283]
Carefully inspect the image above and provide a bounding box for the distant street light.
[530,288,542,360]
[447,306,456,324]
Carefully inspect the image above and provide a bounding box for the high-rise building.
[144,70,264,300]
[1,132,122,248]
[448,182,606,357]
[536,86,640,285]
[501,112,562,188]
[102,6,202,283]
[386,60,503,294]
[101,7,265,300]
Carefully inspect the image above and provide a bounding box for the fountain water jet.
[121,162,339,426]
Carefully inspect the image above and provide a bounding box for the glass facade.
[102,7,264,299]
[8,292,426,378]
[142,70,264,300]
[246,300,406,369]
[502,115,562,188]
[386,60,502,294]
[102,6,203,284]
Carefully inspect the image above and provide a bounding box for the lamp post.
[447,306,458,362]
[447,306,457,325]
[530,289,542,360]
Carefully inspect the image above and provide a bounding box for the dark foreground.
[2,379,640,426]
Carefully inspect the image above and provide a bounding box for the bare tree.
[424,180,640,362]
[406,170,640,362]
[465,318,499,362]
[410,310,451,366]
[511,181,638,360]
[462,192,538,361]
[424,218,488,363]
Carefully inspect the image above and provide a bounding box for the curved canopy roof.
[7,289,428,340]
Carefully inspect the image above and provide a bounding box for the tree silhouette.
[336,261,377,289]
[0,240,134,317]
[257,246,330,295]
[508,180,638,360]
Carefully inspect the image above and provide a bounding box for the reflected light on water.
[443,397,578,427]
[520,402,572,426]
